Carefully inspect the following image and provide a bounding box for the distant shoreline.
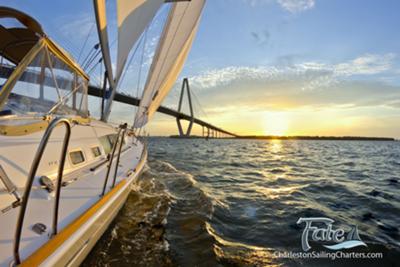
[235,135,396,141]
[168,135,397,141]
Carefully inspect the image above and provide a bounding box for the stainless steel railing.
[12,119,130,264]
[13,117,71,265]
[101,123,127,196]
[111,124,127,188]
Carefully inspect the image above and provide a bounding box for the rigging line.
[132,7,169,129]
[87,58,103,75]
[81,43,99,70]
[83,49,101,70]
[88,59,104,90]
[83,36,116,71]
[132,27,149,124]
[116,29,147,95]
[78,23,95,63]
[136,26,149,99]
[137,4,170,97]
[86,37,117,71]
[50,34,81,60]
[88,71,103,89]
[83,42,106,70]
[51,32,83,61]
[136,124,144,138]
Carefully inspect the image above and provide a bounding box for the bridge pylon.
[176,78,194,137]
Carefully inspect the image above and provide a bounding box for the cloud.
[243,0,272,7]
[58,12,95,40]
[277,0,315,13]
[190,53,396,91]
[334,53,396,76]
[243,0,316,13]
[178,53,400,115]
[191,66,280,89]
[190,78,400,115]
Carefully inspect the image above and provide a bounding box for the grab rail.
[111,125,127,188]
[100,123,127,196]
[13,117,71,265]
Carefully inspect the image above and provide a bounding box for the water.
[83,138,400,266]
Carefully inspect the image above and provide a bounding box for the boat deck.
[0,137,144,266]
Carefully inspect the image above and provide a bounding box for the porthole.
[69,150,85,165]
[91,146,102,157]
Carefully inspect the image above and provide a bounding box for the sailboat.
[0,0,205,266]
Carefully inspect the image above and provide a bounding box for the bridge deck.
[88,86,238,137]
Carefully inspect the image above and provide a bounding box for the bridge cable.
[191,89,210,122]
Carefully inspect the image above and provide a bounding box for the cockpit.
[0,7,89,119]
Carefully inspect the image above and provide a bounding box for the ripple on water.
[84,139,400,266]
[82,169,172,266]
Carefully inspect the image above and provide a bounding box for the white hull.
[40,149,147,267]
[63,181,132,267]
[0,119,147,266]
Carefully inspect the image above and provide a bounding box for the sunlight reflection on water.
[84,138,400,267]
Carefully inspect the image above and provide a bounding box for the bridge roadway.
[88,85,238,137]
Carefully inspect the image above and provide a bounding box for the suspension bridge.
[88,78,239,138]
[0,64,237,138]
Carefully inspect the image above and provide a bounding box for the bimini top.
[0,7,44,64]
[0,7,90,123]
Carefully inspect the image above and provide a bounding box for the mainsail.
[116,0,164,84]
[93,0,162,121]
[134,0,206,128]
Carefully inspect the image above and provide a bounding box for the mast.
[93,0,115,122]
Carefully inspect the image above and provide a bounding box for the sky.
[3,0,400,138]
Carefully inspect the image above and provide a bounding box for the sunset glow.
[263,112,290,136]
[9,0,399,138]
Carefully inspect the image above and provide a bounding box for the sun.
[262,112,290,136]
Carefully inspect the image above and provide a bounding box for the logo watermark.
[296,217,367,251]
[272,217,383,260]
[272,251,383,260]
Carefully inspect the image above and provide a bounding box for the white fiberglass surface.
[0,124,144,266]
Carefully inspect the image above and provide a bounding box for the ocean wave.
[85,138,400,266]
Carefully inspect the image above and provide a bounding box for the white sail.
[94,0,162,122]
[134,0,206,128]
[116,0,164,84]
